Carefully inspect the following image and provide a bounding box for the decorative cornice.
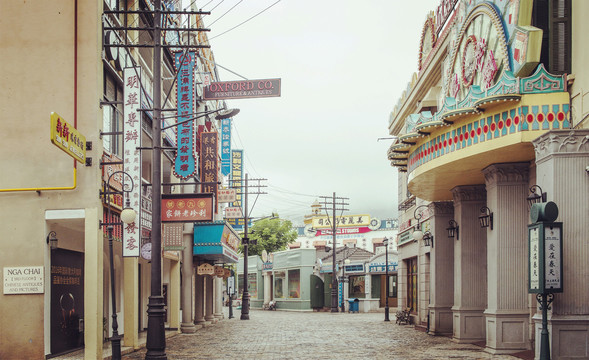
[451,185,487,203]
[482,162,529,185]
[432,201,455,216]
[533,130,589,162]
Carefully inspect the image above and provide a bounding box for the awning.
[193,221,240,263]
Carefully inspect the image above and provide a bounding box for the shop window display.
[274,271,285,298]
[288,269,300,298]
[349,275,366,298]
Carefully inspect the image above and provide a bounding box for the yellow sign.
[197,263,215,276]
[312,214,371,229]
[50,112,86,163]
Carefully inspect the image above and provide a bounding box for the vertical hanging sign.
[220,118,231,176]
[173,51,196,179]
[200,132,218,200]
[123,67,142,257]
[227,149,244,228]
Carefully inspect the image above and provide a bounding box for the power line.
[208,0,282,41]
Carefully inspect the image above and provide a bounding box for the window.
[407,258,418,311]
[288,270,300,298]
[389,274,398,298]
[103,73,123,156]
[532,0,571,74]
[247,273,257,299]
[349,275,365,298]
[274,271,285,298]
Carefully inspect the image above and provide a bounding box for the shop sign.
[528,222,563,293]
[314,227,371,236]
[197,263,215,276]
[399,218,412,233]
[368,262,398,273]
[200,132,218,199]
[214,266,225,277]
[218,188,237,203]
[163,223,184,251]
[225,206,243,219]
[312,215,370,229]
[435,0,458,35]
[3,266,44,294]
[398,230,413,245]
[162,193,213,222]
[204,78,281,100]
[220,118,231,176]
[123,67,142,257]
[50,112,87,164]
[173,51,197,179]
[221,227,240,253]
[231,150,243,208]
[262,262,273,271]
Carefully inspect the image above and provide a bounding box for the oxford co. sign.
[203,78,281,100]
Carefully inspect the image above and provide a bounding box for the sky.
[192,0,440,225]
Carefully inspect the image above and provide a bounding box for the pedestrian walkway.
[121,308,528,360]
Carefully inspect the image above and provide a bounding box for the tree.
[239,217,298,256]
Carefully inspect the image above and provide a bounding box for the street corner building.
[386,0,589,358]
[0,1,237,359]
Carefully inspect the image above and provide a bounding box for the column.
[169,259,181,331]
[532,130,589,358]
[482,163,530,353]
[263,272,271,305]
[123,257,139,348]
[194,270,206,326]
[84,207,103,360]
[214,276,223,319]
[205,275,215,323]
[451,185,487,343]
[428,201,454,336]
[181,223,196,333]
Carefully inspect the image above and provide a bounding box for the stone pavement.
[122,308,529,360]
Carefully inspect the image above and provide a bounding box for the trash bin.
[348,298,359,313]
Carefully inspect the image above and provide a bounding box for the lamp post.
[241,174,251,320]
[101,170,136,360]
[383,237,390,322]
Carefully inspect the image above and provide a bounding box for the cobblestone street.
[123,309,527,360]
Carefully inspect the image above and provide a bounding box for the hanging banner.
[200,132,218,198]
[220,118,231,176]
[173,51,197,179]
[218,188,237,203]
[226,149,243,228]
[123,67,142,257]
[162,193,214,223]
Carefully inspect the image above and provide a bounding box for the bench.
[395,308,411,325]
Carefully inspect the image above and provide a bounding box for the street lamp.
[100,170,136,360]
[383,237,390,321]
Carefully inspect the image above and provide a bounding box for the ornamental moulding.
[451,185,487,202]
[482,162,529,184]
[533,129,589,163]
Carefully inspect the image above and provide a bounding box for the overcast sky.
[194,0,440,225]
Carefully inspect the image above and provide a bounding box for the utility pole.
[229,174,267,320]
[319,192,349,313]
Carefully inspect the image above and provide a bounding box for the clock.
[141,242,152,261]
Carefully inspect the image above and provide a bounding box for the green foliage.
[239,217,298,256]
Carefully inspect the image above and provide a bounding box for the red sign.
[200,132,218,207]
[161,194,213,222]
[203,78,281,100]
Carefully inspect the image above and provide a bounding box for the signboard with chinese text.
[123,67,142,257]
[528,222,563,294]
[221,118,231,176]
[218,188,236,203]
[173,51,197,179]
[224,206,243,219]
[226,150,243,229]
[312,215,371,229]
[200,132,218,202]
[203,78,281,100]
[4,266,44,294]
[197,263,215,276]
[163,223,184,251]
[162,193,213,223]
[50,112,87,164]
[194,221,240,263]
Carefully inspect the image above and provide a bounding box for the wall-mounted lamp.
[46,231,58,250]
[412,204,429,244]
[479,206,493,230]
[447,220,459,240]
[527,185,547,207]
[412,229,433,247]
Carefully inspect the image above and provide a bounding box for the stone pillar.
[532,130,589,359]
[482,163,530,353]
[123,257,139,348]
[205,274,215,323]
[214,276,223,319]
[84,207,103,360]
[428,201,455,336]
[451,185,487,343]
[263,272,271,305]
[169,259,181,331]
[194,269,206,326]
[181,224,196,333]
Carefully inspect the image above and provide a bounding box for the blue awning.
[193,221,240,263]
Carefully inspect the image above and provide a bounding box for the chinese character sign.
[544,225,562,291]
[231,150,243,208]
[173,51,196,179]
[161,194,213,222]
[123,67,142,257]
[200,132,218,198]
[529,226,540,291]
[221,118,231,176]
[50,112,87,164]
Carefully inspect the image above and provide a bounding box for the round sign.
[261,249,268,262]
[369,218,381,230]
[141,242,152,261]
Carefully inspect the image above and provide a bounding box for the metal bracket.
[85,157,92,167]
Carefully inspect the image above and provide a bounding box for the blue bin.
[348,298,359,313]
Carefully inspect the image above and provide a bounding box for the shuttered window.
[549,0,571,74]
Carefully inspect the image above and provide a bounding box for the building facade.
[0,1,234,359]
[387,0,588,358]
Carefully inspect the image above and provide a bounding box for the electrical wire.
[208,0,282,41]
[208,0,243,27]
